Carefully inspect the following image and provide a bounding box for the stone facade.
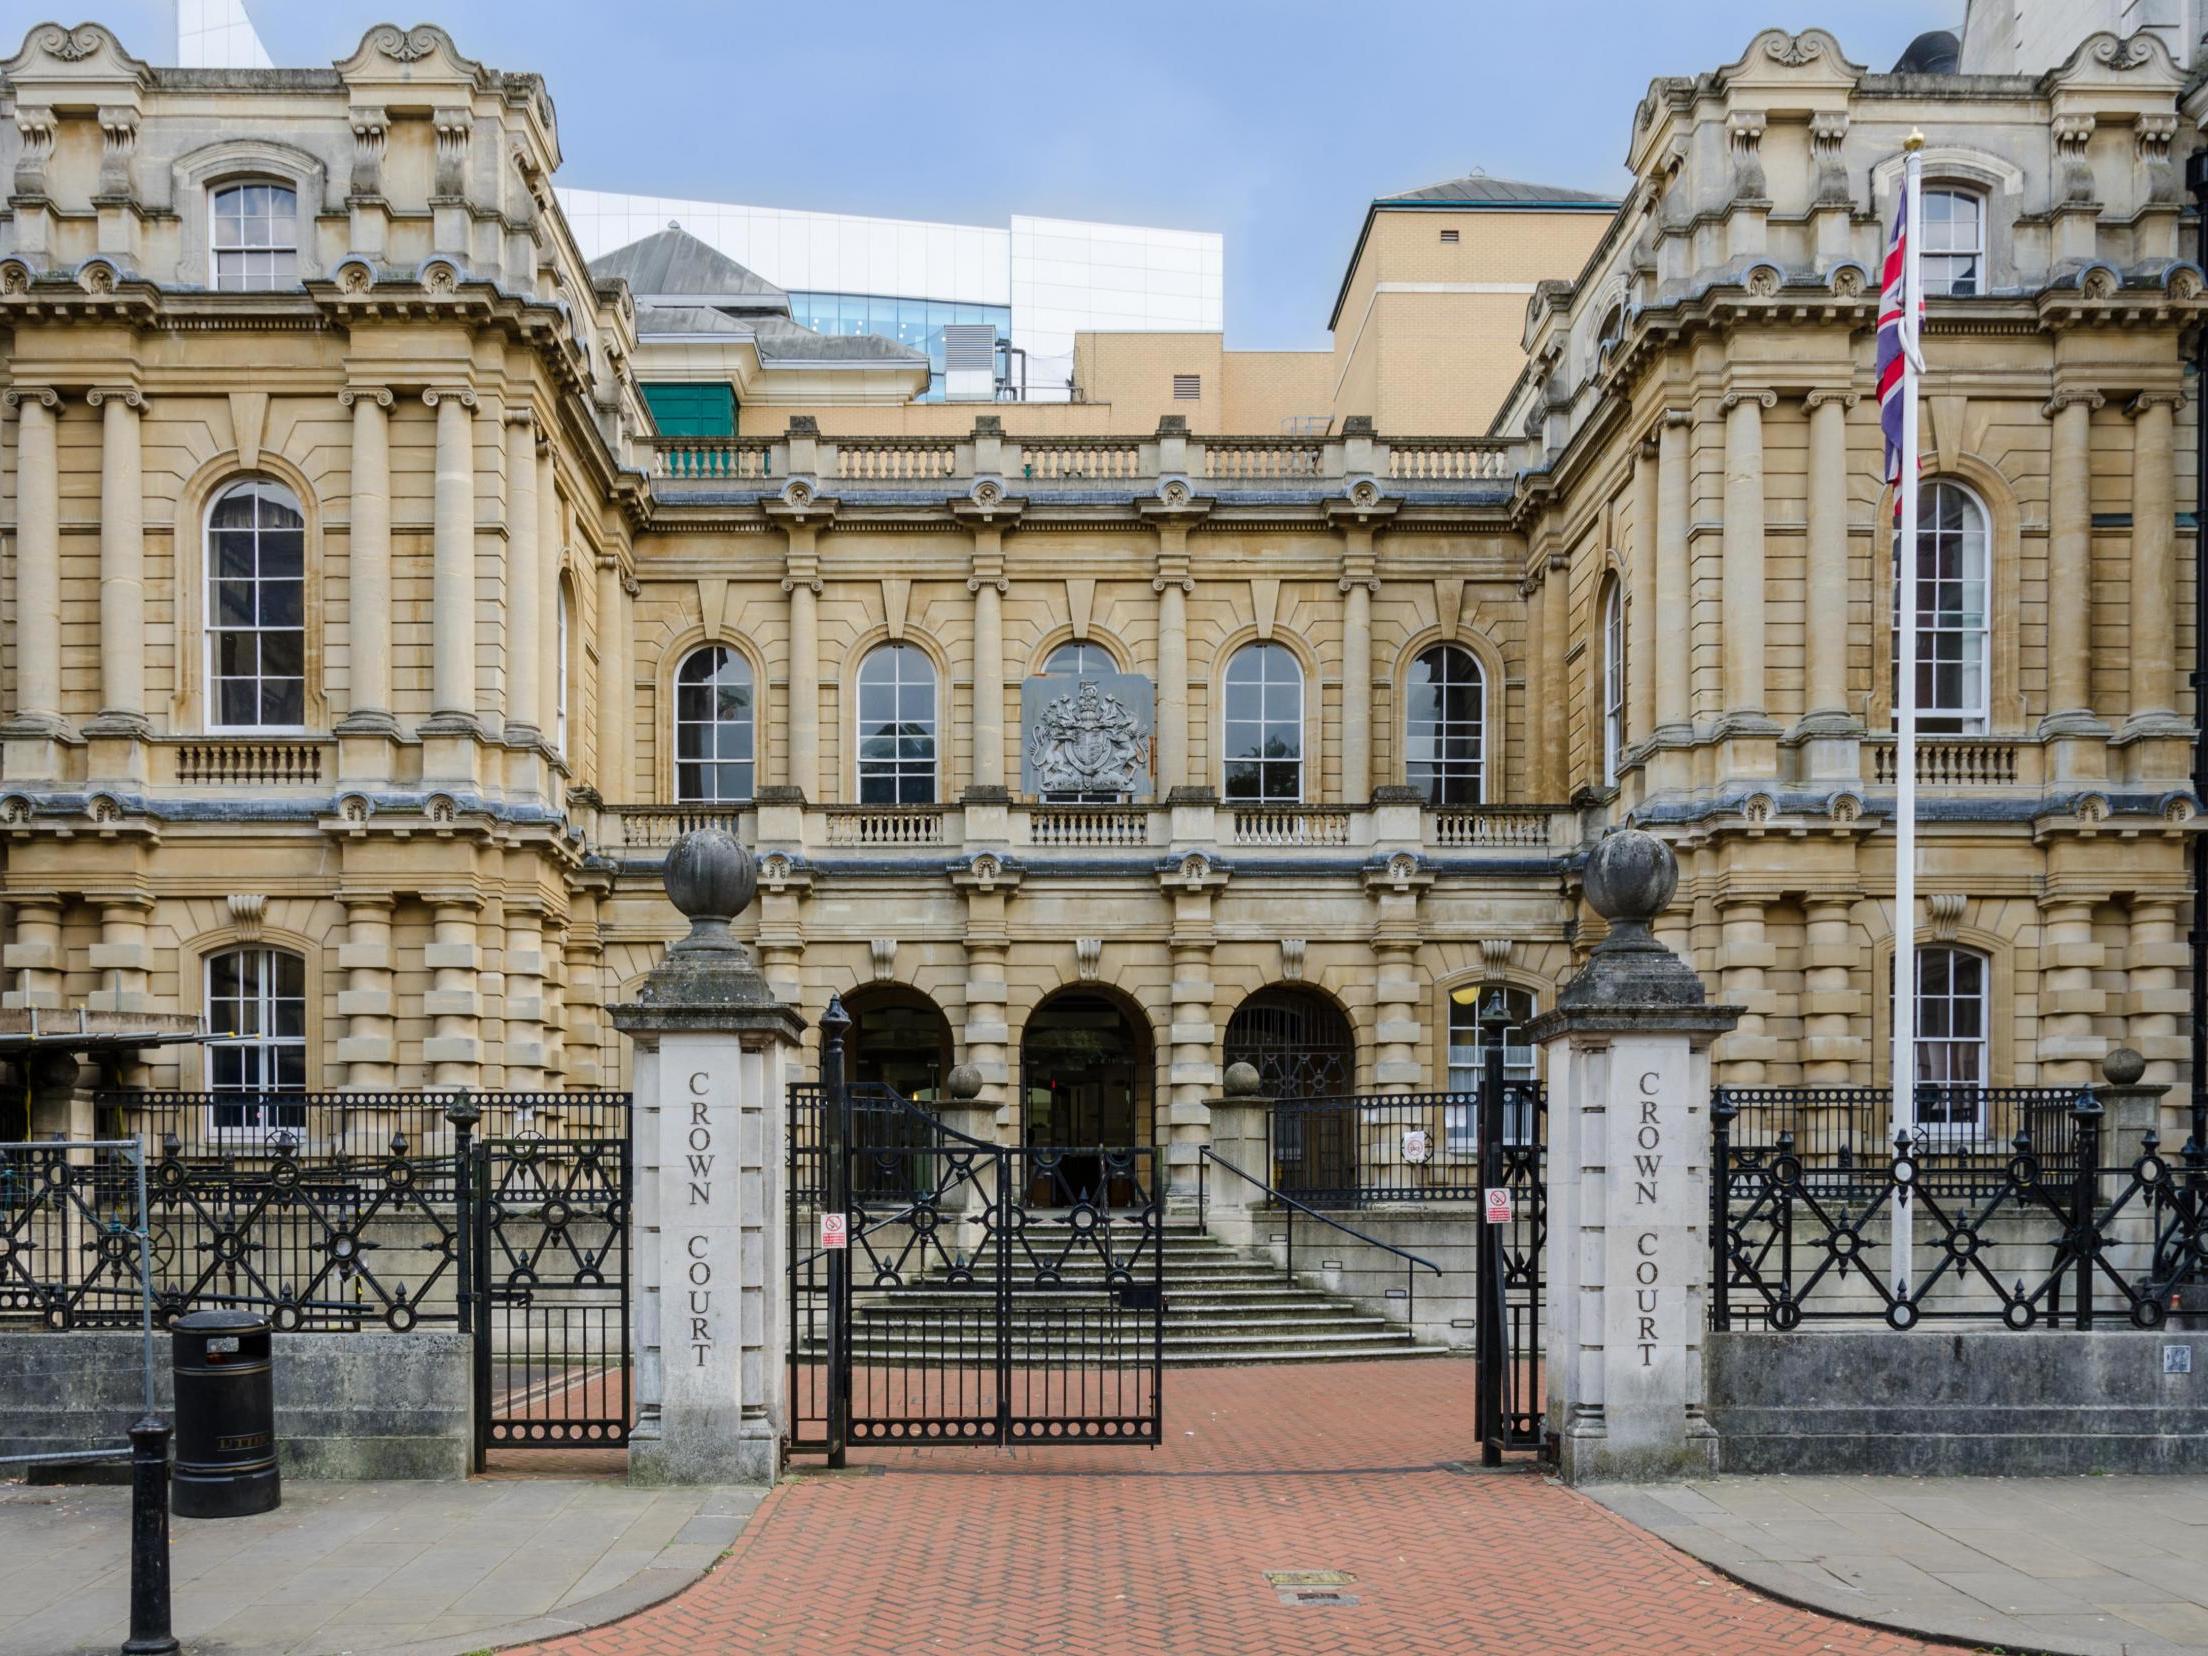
[0,21,2202,1185]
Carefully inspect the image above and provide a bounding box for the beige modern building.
[0,17,2200,1188]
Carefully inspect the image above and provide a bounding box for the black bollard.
[121,1416,179,1656]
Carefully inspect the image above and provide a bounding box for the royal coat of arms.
[1027,679,1150,797]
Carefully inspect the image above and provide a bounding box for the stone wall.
[1207,1201,1479,1348]
[0,1330,472,1480]
[1707,1330,2208,1475]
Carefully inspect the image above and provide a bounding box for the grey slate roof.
[589,226,788,308]
[1380,173,1618,207]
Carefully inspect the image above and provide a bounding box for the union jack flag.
[1876,177,1924,515]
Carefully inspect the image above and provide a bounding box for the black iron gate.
[468,1112,632,1464]
[1472,993,1547,1461]
[789,998,1163,1457]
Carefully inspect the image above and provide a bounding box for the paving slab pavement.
[0,1473,762,1656]
[1587,1473,2208,1656]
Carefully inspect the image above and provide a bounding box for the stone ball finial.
[1223,1061,1261,1097]
[663,828,758,953]
[946,1063,983,1101]
[1583,826,1678,929]
[2102,1046,2147,1087]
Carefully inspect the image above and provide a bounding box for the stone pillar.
[422,895,481,1089]
[2037,895,2104,1086]
[1719,390,1772,725]
[338,387,396,735]
[536,445,563,757]
[2042,391,2102,734]
[1365,855,1431,1092]
[1798,391,1858,781]
[505,414,544,748]
[969,527,1007,797]
[5,388,66,769]
[1201,1064,1270,1247]
[1154,526,1193,795]
[88,388,147,739]
[4,897,64,1011]
[84,895,151,1025]
[1530,829,1740,1485]
[541,912,569,1083]
[335,894,396,1090]
[1715,899,1772,1084]
[1340,525,1377,802]
[503,900,549,1091]
[595,556,631,803]
[613,830,804,1485]
[1653,410,1692,744]
[1800,896,1861,1084]
[424,388,479,730]
[563,920,605,1087]
[2124,897,2186,1088]
[1539,556,1567,798]
[782,525,821,800]
[1626,438,1658,756]
[2125,393,2182,733]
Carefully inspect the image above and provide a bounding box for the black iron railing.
[1716,1085,2079,1197]
[1713,1088,2208,1332]
[1268,1085,1544,1206]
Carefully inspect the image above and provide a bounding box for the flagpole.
[1891,132,1926,1306]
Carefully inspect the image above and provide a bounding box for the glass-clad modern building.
[786,294,1015,401]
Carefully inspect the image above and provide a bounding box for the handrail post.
[820,996,853,1469]
[1710,1088,1736,1331]
[1477,987,1510,1466]
[2072,1086,2103,1331]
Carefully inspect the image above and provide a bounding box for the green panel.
[642,382,736,437]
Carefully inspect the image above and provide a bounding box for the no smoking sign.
[1483,1187,1513,1225]
[820,1211,849,1250]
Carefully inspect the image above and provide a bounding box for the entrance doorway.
[845,985,954,1103]
[1019,990,1152,1204]
[1225,986,1357,1197]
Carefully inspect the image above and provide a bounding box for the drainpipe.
[2187,152,2208,1153]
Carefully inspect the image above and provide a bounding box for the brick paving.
[519,1360,1971,1656]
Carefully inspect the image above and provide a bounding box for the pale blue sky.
[30,0,1955,347]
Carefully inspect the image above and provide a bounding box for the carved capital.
[13,106,55,197]
[2126,390,2185,418]
[1721,388,1778,412]
[1802,388,1859,411]
[337,385,395,410]
[83,386,145,411]
[2,386,62,412]
[349,105,389,197]
[2053,115,2096,205]
[95,105,138,197]
[2041,388,2106,419]
[504,407,537,430]
[421,387,479,411]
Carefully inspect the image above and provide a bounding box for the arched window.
[674,645,755,802]
[1222,642,1303,802]
[1446,985,1538,1146]
[857,644,937,804]
[1920,188,1984,297]
[205,945,307,1134]
[1044,640,1115,677]
[1601,580,1627,785]
[211,181,299,291]
[207,478,306,731]
[1913,944,1989,1135]
[1893,480,1989,733]
[555,579,573,757]
[1406,645,1485,804]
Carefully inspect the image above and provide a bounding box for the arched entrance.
[844,984,954,1103]
[1225,986,1358,1195]
[1019,989,1153,1203]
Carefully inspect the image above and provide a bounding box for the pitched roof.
[1379,173,1618,208]
[589,226,788,308]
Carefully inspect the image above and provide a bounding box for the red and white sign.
[820,1212,849,1251]
[1483,1187,1513,1225]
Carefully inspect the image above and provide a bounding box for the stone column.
[1529,830,1740,1485]
[338,387,396,734]
[84,895,151,1021]
[968,526,1007,797]
[335,894,396,1090]
[1798,390,1858,782]
[4,898,64,1010]
[1715,899,1772,1084]
[1154,525,1193,795]
[422,895,481,1089]
[2125,393,2182,733]
[779,523,821,800]
[1626,438,1658,755]
[505,414,543,748]
[5,389,66,764]
[2037,895,2104,1085]
[595,556,631,803]
[1365,855,1431,1092]
[1720,390,1773,725]
[424,388,479,730]
[1654,410,1692,744]
[1340,524,1378,802]
[1800,896,1861,1084]
[613,830,804,1485]
[536,445,563,757]
[88,387,147,737]
[541,912,570,1083]
[2124,897,2186,1088]
[503,900,549,1091]
[1539,555,1567,798]
[563,913,606,1087]
[2042,391,2102,733]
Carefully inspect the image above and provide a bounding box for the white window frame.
[673,644,756,803]
[855,644,938,804]
[204,946,308,1138]
[205,477,308,734]
[1444,987,1538,1150]
[209,179,301,293]
[1892,479,1990,734]
[1919,187,1985,299]
[1602,581,1627,785]
[1912,944,1990,1139]
[1222,642,1304,804]
[1406,644,1486,805]
[1043,640,1117,677]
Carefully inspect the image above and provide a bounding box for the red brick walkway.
[517,1361,1967,1656]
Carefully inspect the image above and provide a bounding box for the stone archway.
[1018,988,1154,1204]
[843,984,955,1103]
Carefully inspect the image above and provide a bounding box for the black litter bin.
[170,1309,280,1519]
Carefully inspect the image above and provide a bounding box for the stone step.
[849,1308,1405,1335]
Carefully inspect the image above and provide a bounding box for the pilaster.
[335,893,397,1087]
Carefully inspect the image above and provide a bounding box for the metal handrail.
[1198,1144,1440,1340]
